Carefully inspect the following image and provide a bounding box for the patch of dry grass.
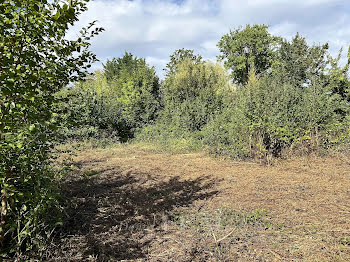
[48,143,350,261]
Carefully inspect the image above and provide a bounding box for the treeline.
[59,24,350,160]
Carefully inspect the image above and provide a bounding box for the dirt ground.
[49,144,350,261]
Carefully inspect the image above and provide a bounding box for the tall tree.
[103,52,137,81]
[274,33,330,86]
[217,24,280,85]
[102,52,161,139]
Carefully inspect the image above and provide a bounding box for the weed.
[340,237,350,246]
[82,170,100,178]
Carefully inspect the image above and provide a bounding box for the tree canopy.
[164,48,203,77]
[217,24,280,85]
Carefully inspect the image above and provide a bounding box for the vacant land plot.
[50,144,350,261]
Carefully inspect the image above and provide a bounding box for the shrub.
[0,0,101,258]
[135,122,203,153]
[58,53,162,141]
[136,59,232,152]
[202,69,348,160]
[161,59,231,132]
[103,52,162,139]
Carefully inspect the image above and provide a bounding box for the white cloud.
[245,0,341,7]
[270,22,299,40]
[145,56,168,70]
[68,0,350,78]
[200,40,219,54]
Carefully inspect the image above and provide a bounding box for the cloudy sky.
[68,0,350,78]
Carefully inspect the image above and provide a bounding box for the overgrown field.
[48,143,350,261]
[3,0,350,258]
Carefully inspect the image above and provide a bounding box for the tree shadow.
[52,165,218,261]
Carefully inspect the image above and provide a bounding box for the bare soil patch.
[49,144,350,261]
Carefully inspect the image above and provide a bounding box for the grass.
[48,142,350,261]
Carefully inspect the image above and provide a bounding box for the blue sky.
[68,0,350,78]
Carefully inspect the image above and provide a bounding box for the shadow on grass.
[52,165,218,261]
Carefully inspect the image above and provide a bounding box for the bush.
[0,0,101,258]
[135,59,231,152]
[202,69,348,160]
[161,59,231,131]
[57,53,162,141]
[55,72,122,141]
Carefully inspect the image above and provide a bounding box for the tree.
[162,59,230,131]
[273,33,330,86]
[0,0,102,256]
[103,51,138,81]
[202,68,344,160]
[102,52,161,139]
[326,47,350,101]
[164,48,202,77]
[217,24,280,85]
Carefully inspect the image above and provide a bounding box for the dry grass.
[48,143,350,261]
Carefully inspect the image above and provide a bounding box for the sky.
[67,0,350,78]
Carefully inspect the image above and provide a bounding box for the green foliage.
[162,59,231,131]
[164,48,203,77]
[57,23,350,164]
[217,24,280,85]
[136,59,231,153]
[58,52,161,141]
[137,33,350,159]
[272,33,330,86]
[104,51,144,81]
[327,47,350,101]
[135,122,203,153]
[55,72,118,140]
[202,69,347,159]
[104,53,161,137]
[0,0,101,257]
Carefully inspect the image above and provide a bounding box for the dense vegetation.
[61,25,350,160]
[0,0,102,258]
[1,0,350,259]
[56,52,161,141]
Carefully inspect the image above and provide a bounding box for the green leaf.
[33,4,39,12]
[53,10,60,20]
